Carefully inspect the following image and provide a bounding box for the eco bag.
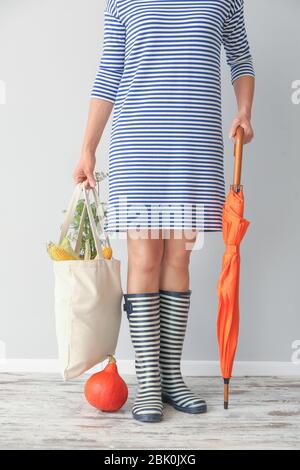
[53,183,123,380]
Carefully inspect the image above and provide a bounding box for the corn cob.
[47,242,78,261]
[60,237,80,259]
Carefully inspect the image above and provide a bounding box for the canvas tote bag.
[53,183,123,380]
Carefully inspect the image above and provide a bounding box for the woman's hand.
[230,75,255,144]
[73,153,97,189]
[229,111,254,144]
[73,98,113,189]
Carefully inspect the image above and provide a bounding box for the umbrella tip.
[224,378,230,410]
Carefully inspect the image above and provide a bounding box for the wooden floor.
[0,374,299,450]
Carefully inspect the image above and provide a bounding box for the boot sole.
[132,412,163,423]
[162,393,207,414]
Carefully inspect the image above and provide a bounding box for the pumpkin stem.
[108,355,116,364]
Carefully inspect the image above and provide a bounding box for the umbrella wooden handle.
[233,126,244,188]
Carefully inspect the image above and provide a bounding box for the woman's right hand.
[73,153,97,189]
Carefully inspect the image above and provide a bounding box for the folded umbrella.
[217,126,250,409]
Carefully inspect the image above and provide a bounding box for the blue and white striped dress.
[91,0,254,232]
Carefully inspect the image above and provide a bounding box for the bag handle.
[59,183,110,259]
[74,205,87,255]
[90,186,111,248]
[59,184,83,245]
[82,186,104,259]
[232,126,244,190]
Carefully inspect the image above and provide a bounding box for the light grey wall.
[0,0,299,362]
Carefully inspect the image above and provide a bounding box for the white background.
[0,0,299,369]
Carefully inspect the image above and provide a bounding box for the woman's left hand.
[229,112,254,144]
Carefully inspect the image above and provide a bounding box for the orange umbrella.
[217,126,250,409]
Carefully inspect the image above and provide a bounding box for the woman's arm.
[73,0,125,188]
[229,75,255,144]
[73,98,113,188]
[223,0,255,144]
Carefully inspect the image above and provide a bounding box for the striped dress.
[91,0,254,232]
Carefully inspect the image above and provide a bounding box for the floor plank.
[0,374,299,450]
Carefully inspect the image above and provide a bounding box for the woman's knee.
[162,245,192,271]
[128,239,164,275]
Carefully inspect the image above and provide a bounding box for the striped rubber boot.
[159,290,207,414]
[124,293,163,423]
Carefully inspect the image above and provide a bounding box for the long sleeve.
[91,0,125,102]
[222,0,255,84]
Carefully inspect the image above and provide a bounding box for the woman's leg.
[127,229,164,293]
[125,230,164,422]
[159,230,195,291]
[158,230,207,414]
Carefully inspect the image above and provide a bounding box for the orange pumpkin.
[85,356,128,412]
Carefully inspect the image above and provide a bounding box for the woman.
[74,0,255,423]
